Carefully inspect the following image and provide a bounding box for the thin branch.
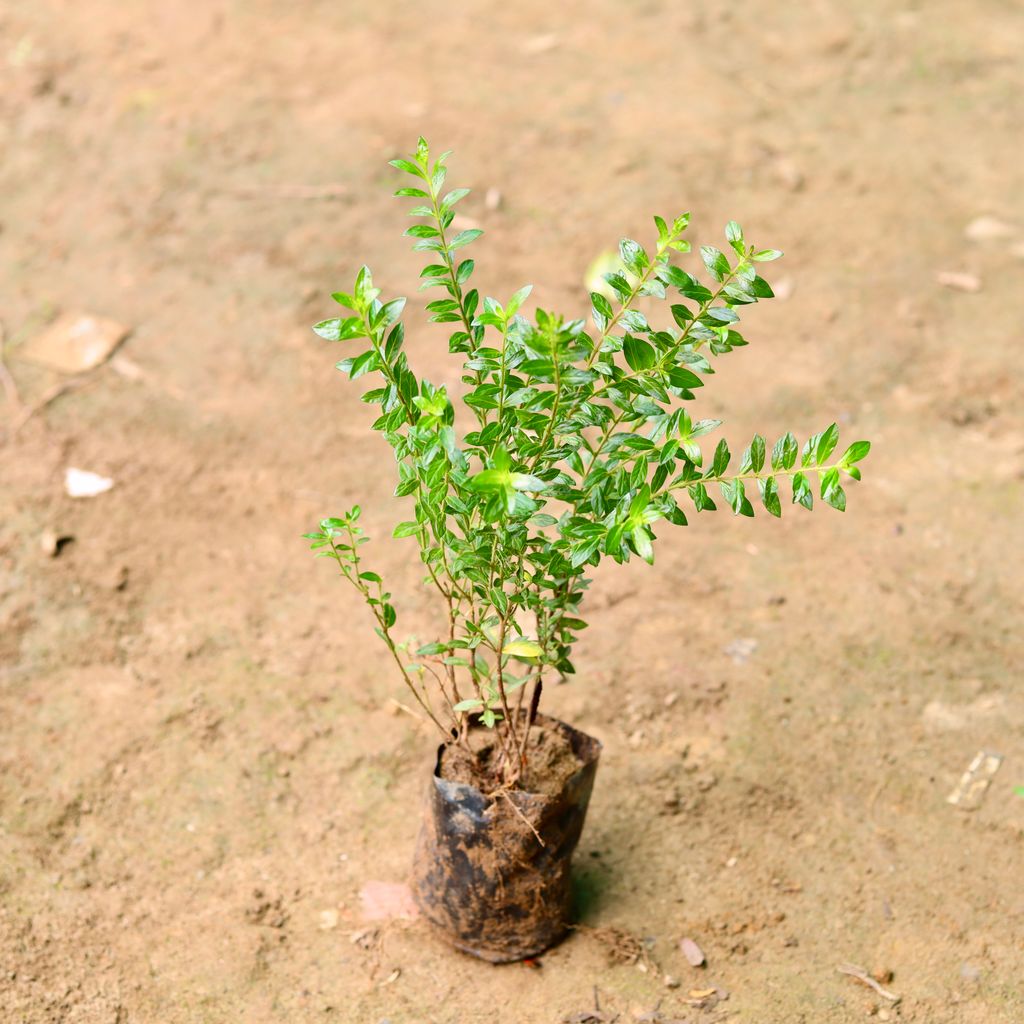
[0,320,22,415]
[495,789,545,847]
[11,369,104,434]
[836,964,901,1003]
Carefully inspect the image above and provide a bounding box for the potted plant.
[306,139,870,962]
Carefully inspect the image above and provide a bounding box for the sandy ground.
[2,2,1023,1022]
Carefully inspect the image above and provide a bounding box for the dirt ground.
[2,1,1023,1021]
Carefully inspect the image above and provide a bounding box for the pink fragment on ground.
[359,881,420,921]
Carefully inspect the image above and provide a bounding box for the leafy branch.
[307,138,871,786]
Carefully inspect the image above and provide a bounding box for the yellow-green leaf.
[504,638,543,659]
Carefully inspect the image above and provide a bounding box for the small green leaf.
[632,525,654,564]
[708,438,731,478]
[510,473,546,492]
[507,284,533,317]
[392,521,421,538]
[449,229,483,249]
[820,467,846,511]
[388,157,423,177]
[700,245,731,282]
[348,350,378,379]
[792,472,813,510]
[623,335,657,372]
[313,317,363,341]
[772,432,798,471]
[740,434,766,473]
[816,423,840,464]
[840,440,871,466]
[417,642,449,655]
[441,187,470,207]
[759,476,782,517]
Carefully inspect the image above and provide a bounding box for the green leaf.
[815,423,840,464]
[507,284,533,317]
[820,467,846,511]
[392,521,421,538]
[313,317,363,341]
[378,297,406,327]
[619,238,649,275]
[453,698,484,712]
[417,642,449,655]
[450,229,483,249]
[708,438,731,478]
[510,473,546,492]
[700,245,730,282]
[388,157,423,177]
[467,468,506,492]
[591,291,614,327]
[792,472,813,510]
[759,476,782,517]
[772,432,798,471]
[725,220,745,257]
[348,350,378,379]
[840,440,871,466]
[740,434,766,473]
[623,335,657,371]
[632,525,654,564]
[719,479,753,516]
[688,483,716,512]
[751,248,783,262]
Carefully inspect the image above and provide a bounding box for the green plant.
[306,139,870,783]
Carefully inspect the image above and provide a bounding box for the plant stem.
[328,527,451,739]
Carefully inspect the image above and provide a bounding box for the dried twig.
[837,963,901,1003]
[0,320,21,414]
[387,698,439,732]
[487,790,544,847]
[11,368,103,433]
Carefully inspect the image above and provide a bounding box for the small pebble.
[773,157,805,192]
[680,936,706,967]
[522,33,559,55]
[937,270,982,293]
[964,215,1016,241]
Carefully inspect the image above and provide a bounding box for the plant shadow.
[570,854,613,925]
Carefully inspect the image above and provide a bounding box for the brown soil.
[2,2,1023,1023]
[440,719,583,796]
